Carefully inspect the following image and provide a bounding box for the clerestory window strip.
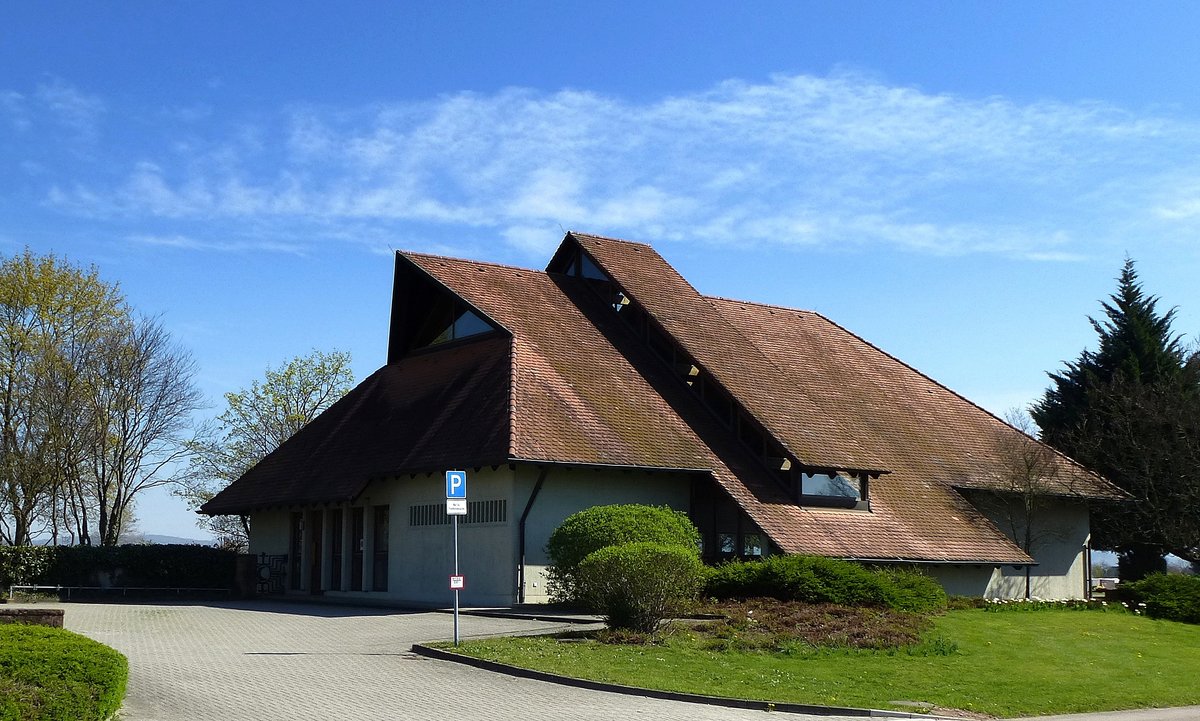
[560,245,873,510]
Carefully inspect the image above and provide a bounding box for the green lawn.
[444,608,1200,718]
[0,624,127,721]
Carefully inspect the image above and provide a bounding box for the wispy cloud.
[34,72,1200,261]
[35,78,105,141]
[129,234,308,256]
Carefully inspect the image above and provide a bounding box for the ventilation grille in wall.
[409,499,508,526]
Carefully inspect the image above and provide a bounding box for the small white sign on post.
[449,574,465,590]
[446,498,467,516]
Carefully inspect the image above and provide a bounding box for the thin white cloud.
[36,72,1200,261]
[129,234,307,255]
[1,90,31,132]
[34,79,105,141]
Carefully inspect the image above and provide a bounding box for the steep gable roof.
[204,231,1122,564]
[200,335,512,515]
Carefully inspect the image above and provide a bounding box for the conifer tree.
[1032,258,1199,579]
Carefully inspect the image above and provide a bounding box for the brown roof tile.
[570,232,888,473]
[200,335,512,515]
[205,232,1121,565]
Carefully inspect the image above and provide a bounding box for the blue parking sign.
[446,470,467,499]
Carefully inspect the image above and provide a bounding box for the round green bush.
[545,504,700,602]
[0,625,127,721]
[576,542,705,633]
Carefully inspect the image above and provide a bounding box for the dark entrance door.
[308,510,323,594]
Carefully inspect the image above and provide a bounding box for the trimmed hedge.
[0,547,55,590]
[577,542,706,633]
[1,544,236,591]
[546,505,700,602]
[1119,573,1200,624]
[706,555,947,613]
[0,624,127,721]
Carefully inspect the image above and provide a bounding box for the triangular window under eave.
[387,254,504,363]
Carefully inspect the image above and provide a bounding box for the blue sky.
[4,2,1200,540]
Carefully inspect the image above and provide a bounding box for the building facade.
[204,231,1125,605]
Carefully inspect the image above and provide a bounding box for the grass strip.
[443,608,1200,718]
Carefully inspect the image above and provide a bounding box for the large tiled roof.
[204,230,1123,563]
[571,232,887,474]
[200,335,512,515]
[706,296,1123,501]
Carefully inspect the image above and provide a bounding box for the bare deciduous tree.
[82,316,203,546]
[968,410,1084,598]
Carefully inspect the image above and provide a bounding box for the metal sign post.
[445,470,467,646]
[452,513,460,645]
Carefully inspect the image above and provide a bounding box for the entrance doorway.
[308,510,323,594]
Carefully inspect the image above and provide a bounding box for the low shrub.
[576,542,705,633]
[1121,573,1200,624]
[0,625,127,721]
[982,598,1131,613]
[947,595,987,610]
[876,567,948,614]
[546,505,700,602]
[706,555,948,613]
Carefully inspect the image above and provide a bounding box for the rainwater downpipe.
[516,467,549,604]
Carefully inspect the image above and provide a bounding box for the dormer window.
[388,257,504,361]
[800,471,868,510]
[407,294,496,351]
[579,253,607,280]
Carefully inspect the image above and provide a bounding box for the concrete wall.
[923,498,1092,600]
[378,467,517,607]
[248,510,289,557]
[515,465,695,603]
[244,463,693,607]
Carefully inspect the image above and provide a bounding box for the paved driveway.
[51,600,869,721]
[37,600,1200,721]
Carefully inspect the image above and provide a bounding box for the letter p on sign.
[446,470,467,499]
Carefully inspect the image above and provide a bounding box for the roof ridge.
[574,233,883,470]
[567,230,655,249]
[400,250,542,276]
[705,293,819,315]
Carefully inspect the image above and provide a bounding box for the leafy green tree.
[0,249,199,547]
[178,350,354,549]
[1032,258,1198,578]
[0,250,125,545]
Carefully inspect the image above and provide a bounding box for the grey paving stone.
[41,600,873,721]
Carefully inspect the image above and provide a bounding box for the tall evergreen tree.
[1032,258,1198,579]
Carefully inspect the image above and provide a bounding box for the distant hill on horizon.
[135,534,216,546]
